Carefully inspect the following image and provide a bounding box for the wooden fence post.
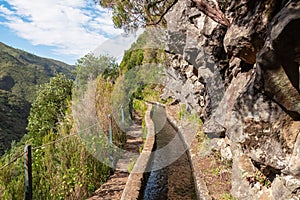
[24,145,32,200]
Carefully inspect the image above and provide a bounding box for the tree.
[97,0,179,31]
[102,62,119,82]
[27,74,73,143]
[97,0,229,32]
[75,53,119,87]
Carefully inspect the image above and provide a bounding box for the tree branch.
[146,0,179,26]
[191,0,230,26]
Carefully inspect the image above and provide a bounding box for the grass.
[177,104,203,125]
[244,169,272,188]
[176,104,207,153]
[127,157,137,173]
[133,99,147,117]
[199,149,233,199]
[220,193,238,200]
[161,97,175,105]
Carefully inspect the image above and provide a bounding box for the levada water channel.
[142,104,196,200]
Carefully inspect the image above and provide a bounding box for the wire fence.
[0,122,100,171]
[0,151,24,171]
[0,105,125,200]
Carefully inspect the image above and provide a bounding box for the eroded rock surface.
[161,0,300,199]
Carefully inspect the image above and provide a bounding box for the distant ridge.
[0,42,74,155]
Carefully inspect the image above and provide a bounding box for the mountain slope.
[0,42,74,155]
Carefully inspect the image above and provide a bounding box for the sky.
[0,0,140,65]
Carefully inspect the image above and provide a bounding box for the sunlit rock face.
[161,0,300,199]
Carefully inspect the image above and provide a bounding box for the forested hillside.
[0,42,74,155]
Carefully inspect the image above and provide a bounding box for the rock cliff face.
[161,0,300,199]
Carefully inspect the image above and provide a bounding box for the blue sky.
[0,0,138,64]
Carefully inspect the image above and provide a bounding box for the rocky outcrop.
[161,0,300,199]
[163,0,226,120]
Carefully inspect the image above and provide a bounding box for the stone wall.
[161,0,300,199]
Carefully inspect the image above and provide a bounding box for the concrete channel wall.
[121,101,209,200]
[167,111,211,200]
[121,104,155,200]
[147,100,210,200]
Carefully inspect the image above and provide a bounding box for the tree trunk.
[191,0,230,26]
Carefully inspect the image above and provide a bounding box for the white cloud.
[0,5,14,15]
[0,0,124,58]
[93,29,144,62]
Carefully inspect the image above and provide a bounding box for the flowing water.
[143,105,196,200]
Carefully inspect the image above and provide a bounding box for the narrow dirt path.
[87,119,143,200]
